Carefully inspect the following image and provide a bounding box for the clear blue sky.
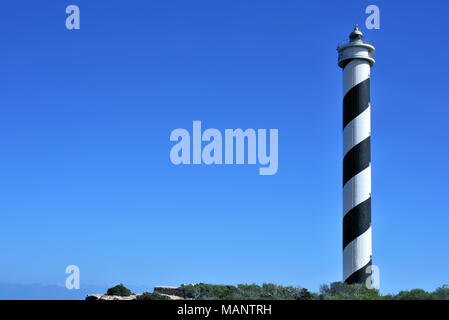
[1,0,448,298]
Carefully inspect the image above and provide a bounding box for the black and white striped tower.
[337,26,375,284]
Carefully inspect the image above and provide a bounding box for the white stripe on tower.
[343,166,371,215]
[337,26,375,285]
[343,106,370,156]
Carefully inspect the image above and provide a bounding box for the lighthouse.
[337,26,375,285]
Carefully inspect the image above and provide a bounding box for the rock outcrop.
[86,286,185,300]
[85,294,141,300]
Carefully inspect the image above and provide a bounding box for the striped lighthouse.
[337,26,375,284]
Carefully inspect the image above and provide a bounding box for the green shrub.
[395,289,433,300]
[136,292,171,300]
[178,283,316,300]
[106,283,132,296]
[319,282,383,300]
[432,285,449,300]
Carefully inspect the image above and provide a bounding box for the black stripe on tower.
[343,78,370,128]
[343,198,371,249]
[343,137,371,185]
[345,260,372,285]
